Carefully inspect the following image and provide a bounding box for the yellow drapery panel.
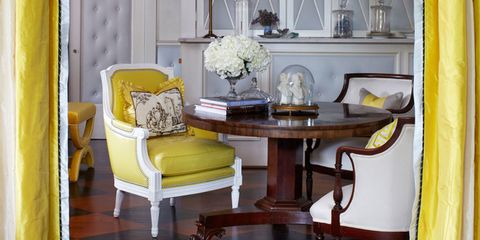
[475,0,480,239]
[419,0,467,239]
[15,0,60,239]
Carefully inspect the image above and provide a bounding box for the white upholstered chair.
[100,64,242,238]
[310,118,415,240]
[305,73,413,200]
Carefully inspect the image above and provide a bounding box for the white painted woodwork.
[180,0,197,38]
[69,0,81,102]
[131,0,157,63]
[156,0,181,42]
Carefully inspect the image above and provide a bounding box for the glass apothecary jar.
[234,0,249,36]
[370,0,392,35]
[333,9,353,38]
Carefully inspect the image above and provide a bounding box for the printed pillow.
[365,118,398,149]
[120,77,184,124]
[359,88,403,110]
[121,77,190,136]
[131,87,186,137]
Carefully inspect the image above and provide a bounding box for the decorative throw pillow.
[130,79,187,136]
[365,118,398,149]
[120,77,185,124]
[359,88,403,110]
[121,78,186,136]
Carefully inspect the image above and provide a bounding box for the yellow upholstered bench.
[68,102,96,182]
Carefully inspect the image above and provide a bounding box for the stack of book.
[195,97,269,116]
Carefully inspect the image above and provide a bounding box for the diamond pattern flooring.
[70,140,353,240]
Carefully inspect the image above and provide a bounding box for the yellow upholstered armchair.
[100,64,242,238]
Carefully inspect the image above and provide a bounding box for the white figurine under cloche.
[272,65,318,115]
[277,73,293,104]
[274,65,314,106]
[290,72,309,105]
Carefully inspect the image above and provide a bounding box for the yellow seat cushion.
[147,135,235,177]
[68,102,96,124]
[162,167,234,188]
[365,118,398,149]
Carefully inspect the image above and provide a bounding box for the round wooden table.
[185,102,392,240]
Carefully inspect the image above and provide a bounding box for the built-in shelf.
[178,37,414,44]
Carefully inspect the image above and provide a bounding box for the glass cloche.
[272,65,318,115]
[274,65,315,106]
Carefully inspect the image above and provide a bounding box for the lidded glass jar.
[234,0,250,36]
[239,77,273,102]
[370,0,392,34]
[332,0,353,38]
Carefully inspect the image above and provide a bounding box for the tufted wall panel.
[81,0,131,104]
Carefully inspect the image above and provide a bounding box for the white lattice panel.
[195,0,413,38]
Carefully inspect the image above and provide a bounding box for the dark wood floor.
[70,140,352,240]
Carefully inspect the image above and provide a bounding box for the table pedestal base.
[189,205,313,240]
[255,197,312,212]
[190,138,312,240]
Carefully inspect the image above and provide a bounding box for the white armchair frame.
[305,73,414,200]
[100,64,242,238]
[310,118,415,240]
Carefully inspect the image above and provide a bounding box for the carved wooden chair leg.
[190,221,226,240]
[305,138,320,201]
[316,233,325,240]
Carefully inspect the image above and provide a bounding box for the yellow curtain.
[417,0,480,239]
[15,0,61,239]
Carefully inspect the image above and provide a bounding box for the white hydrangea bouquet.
[204,35,271,98]
[205,35,271,79]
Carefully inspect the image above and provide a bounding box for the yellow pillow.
[365,118,398,149]
[360,88,403,110]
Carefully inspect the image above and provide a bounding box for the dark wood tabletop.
[185,102,392,240]
[184,102,392,139]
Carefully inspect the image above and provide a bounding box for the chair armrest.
[112,119,135,132]
[331,118,414,234]
[332,146,365,206]
[104,116,162,191]
[105,116,149,140]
